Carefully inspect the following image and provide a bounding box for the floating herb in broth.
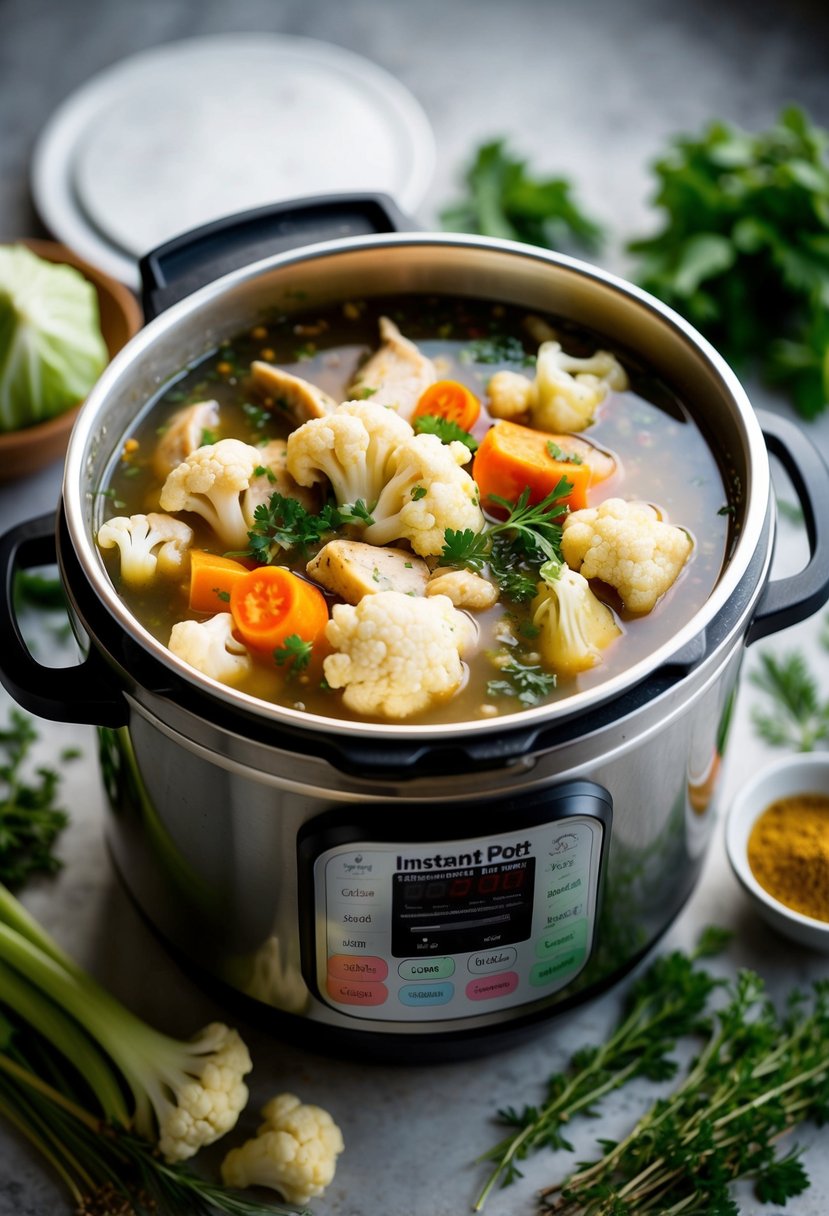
[100,295,732,725]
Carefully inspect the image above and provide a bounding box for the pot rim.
[62,231,770,741]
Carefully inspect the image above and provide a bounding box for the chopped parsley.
[200,428,219,446]
[460,333,535,366]
[274,634,314,674]
[414,413,479,452]
[487,661,557,706]
[242,401,271,432]
[546,440,583,465]
[411,485,428,500]
[242,492,374,562]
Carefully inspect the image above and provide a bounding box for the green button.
[543,872,586,905]
[398,957,455,981]
[530,947,587,987]
[536,919,589,959]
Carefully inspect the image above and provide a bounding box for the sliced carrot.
[473,421,615,512]
[412,380,481,431]
[189,551,252,613]
[230,566,329,657]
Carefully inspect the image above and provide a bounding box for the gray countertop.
[2,1,829,1213]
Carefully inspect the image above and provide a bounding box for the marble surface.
[2,1,829,1213]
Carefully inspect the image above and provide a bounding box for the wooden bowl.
[0,240,142,481]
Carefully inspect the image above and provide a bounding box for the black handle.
[0,514,128,726]
[746,409,829,644]
[139,193,414,319]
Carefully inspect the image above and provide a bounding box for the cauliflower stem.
[0,881,251,1163]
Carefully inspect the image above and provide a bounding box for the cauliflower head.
[152,1022,252,1163]
[169,612,252,685]
[487,369,533,420]
[426,568,499,610]
[363,432,484,557]
[530,341,628,433]
[561,497,693,614]
[97,512,193,587]
[531,562,621,675]
[221,1093,344,1205]
[323,590,477,718]
[286,398,413,508]
[159,437,262,549]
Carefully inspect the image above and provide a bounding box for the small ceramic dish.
[726,752,829,952]
[0,239,142,481]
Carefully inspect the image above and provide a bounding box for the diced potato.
[307,540,430,604]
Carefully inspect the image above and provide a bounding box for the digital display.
[391,859,535,956]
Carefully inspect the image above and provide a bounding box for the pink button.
[466,972,519,1001]
[327,977,388,1006]
[328,955,389,982]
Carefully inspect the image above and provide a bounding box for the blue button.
[398,983,454,1006]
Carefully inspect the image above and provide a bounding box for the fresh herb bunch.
[0,710,74,889]
[540,972,829,1215]
[473,928,730,1209]
[441,139,604,251]
[244,491,374,562]
[750,649,829,751]
[413,412,479,452]
[0,1011,308,1216]
[441,482,571,602]
[629,106,829,417]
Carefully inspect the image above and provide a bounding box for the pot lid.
[31,34,435,289]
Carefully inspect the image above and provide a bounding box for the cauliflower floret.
[323,591,477,718]
[427,568,499,610]
[221,1093,344,1204]
[531,561,621,675]
[487,369,533,420]
[530,341,628,433]
[159,438,262,549]
[97,512,193,587]
[152,399,220,480]
[169,613,252,685]
[362,433,484,557]
[561,498,693,613]
[150,1022,252,1163]
[286,398,414,508]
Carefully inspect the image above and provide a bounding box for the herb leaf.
[750,649,829,751]
[487,661,556,706]
[414,413,479,452]
[0,710,71,889]
[274,634,314,674]
[243,492,374,562]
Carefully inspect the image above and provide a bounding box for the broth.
[98,294,733,724]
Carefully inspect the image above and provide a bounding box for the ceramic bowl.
[0,239,142,481]
[726,752,829,951]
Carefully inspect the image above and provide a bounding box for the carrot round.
[230,566,329,656]
[189,551,252,613]
[412,380,481,431]
[473,421,615,512]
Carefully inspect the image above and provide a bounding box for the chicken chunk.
[243,439,317,517]
[250,362,337,424]
[306,540,429,604]
[347,316,436,419]
[426,569,499,610]
[152,400,220,480]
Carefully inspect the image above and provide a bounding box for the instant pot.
[3,197,828,1061]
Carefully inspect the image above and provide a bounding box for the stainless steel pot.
[3,196,828,1060]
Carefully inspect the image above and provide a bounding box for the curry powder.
[747,793,829,922]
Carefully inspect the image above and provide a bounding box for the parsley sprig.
[540,972,829,1214]
[474,928,729,1208]
[441,482,571,602]
[413,412,479,452]
[274,634,314,674]
[243,492,374,562]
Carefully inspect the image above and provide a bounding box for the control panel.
[298,782,611,1022]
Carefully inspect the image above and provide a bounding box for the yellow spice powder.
[747,793,829,922]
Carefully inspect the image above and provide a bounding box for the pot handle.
[746,409,829,644]
[139,193,414,319]
[0,513,129,726]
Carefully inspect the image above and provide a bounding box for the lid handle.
[139,193,414,319]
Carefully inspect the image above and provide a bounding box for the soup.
[96,294,733,724]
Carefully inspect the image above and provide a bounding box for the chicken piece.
[347,316,437,419]
[306,540,429,604]
[250,362,336,424]
[243,439,318,517]
[426,569,499,610]
[152,400,220,480]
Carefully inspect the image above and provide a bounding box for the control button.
[544,873,587,905]
[543,902,586,930]
[467,947,517,975]
[327,977,388,1006]
[335,883,380,902]
[327,930,386,956]
[535,919,588,959]
[328,954,389,982]
[530,948,586,988]
[398,983,454,1007]
[398,957,455,981]
[328,903,383,930]
[466,972,519,1001]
